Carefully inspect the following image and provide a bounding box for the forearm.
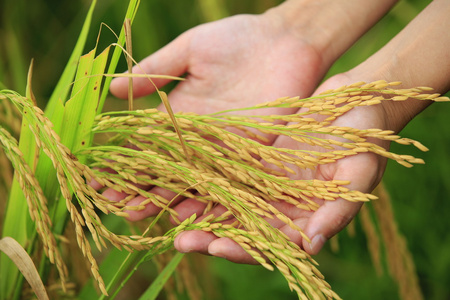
[264,0,398,69]
[345,0,450,132]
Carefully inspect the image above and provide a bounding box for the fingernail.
[308,234,326,255]
[174,232,192,253]
[208,249,225,259]
[208,243,225,258]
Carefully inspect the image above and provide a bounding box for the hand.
[106,13,332,257]
[103,0,427,262]
[110,13,324,117]
[171,74,392,263]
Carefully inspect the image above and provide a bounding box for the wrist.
[342,0,450,133]
[264,0,398,70]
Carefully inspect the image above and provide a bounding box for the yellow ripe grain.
[374,83,390,89]
[333,97,349,105]
[425,93,440,99]
[339,193,357,202]
[348,81,366,87]
[392,96,409,101]
[396,160,413,167]
[361,83,375,89]
[363,99,382,106]
[434,96,450,102]
[322,104,336,110]
[348,100,362,107]
[411,158,425,164]
[318,158,335,164]
[303,155,319,163]
[360,95,374,100]
[336,106,353,113]
[399,154,415,160]
[114,211,130,218]
[332,179,350,185]
[342,133,364,142]
[353,196,371,202]
[412,141,429,151]
[274,260,291,276]
[348,96,361,102]
[309,106,324,112]
[349,91,362,96]
[311,192,324,200]
[415,86,434,91]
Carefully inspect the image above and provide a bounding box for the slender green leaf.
[45,0,97,120]
[52,47,110,235]
[98,0,140,114]
[138,252,185,300]
[0,62,39,300]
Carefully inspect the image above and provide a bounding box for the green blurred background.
[1,0,449,299]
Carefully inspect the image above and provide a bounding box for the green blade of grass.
[1,1,139,298]
[29,0,99,216]
[34,47,110,287]
[97,0,140,114]
[0,62,40,300]
[51,47,110,236]
[1,2,98,297]
[45,0,97,120]
[138,252,184,300]
[62,47,110,154]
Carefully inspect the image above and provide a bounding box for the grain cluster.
[1,81,447,299]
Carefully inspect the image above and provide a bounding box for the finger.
[302,153,381,255]
[174,231,259,264]
[110,31,191,99]
[127,186,184,221]
[102,188,129,202]
[88,167,116,190]
[172,199,237,226]
[303,199,362,255]
[123,195,163,222]
[174,230,217,256]
[89,178,104,191]
[208,237,259,265]
[171,198,208,224]
[277,215,312,247]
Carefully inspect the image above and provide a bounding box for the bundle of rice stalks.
[1,80,447,299]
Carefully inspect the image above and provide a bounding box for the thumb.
[110,31,191,99]
[302,153,381,255]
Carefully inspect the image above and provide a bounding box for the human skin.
[104,0,449,263]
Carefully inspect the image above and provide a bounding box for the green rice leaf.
[0,62,40,300]
[98,0,140,114]
[138,252,184,300]
[61,47,110,155]
[45,0,97,120]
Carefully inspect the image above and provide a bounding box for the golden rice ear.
[0,126,68,293]
[158,90,191,163]
[372,184,423,300]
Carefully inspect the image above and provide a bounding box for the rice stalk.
[359,203,382,276]
[76,81,447,299]
[0,127,68,292]
[2,79,447,299]
[372,183,423,300]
